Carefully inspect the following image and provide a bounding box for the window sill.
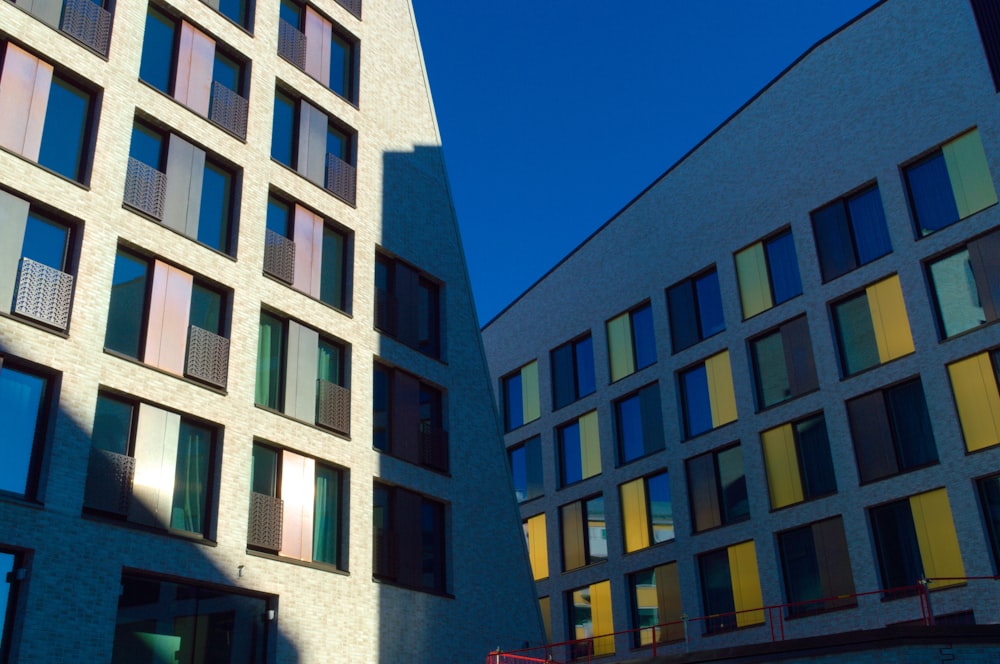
[767,490,837,513]
[81,509,218,546]
[269,157,358,209]
[102,348,229,396]
[254,403,351,441]
[246,547,348,575]
[137,79,248,145]
[858,460,940,487]
[262,270,352,318]
[372,575,453,599]
[373,447,450,477]
[682,419,737,443]
[373,325,446,364]
[621,538,676,557]
[122,202,238,261]
[0,310,72,339]
[755,386,821,414]
[0,143,91,189]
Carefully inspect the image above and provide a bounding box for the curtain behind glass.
[255,314,283,408]
[171,422,210,534]
[313,465,339,565]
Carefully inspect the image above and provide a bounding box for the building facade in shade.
[483,0,1000,660]
[0,0,543,660]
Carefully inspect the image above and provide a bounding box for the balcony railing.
[334,0,361,19]
[123,157,167,220]
[248,492,284,551]
[60,0,112,55]
[84,449,135,516]
[263,229,296,284]
[316,379,350,435]
[185,325,230,389]
[13,258,73,330]
[419,424,449,472]
[326,152,357,205]
[277,18,307,70]
[209,81,249,139]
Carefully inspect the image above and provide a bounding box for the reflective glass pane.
[667,280,699,352]
[212,51,242,93]
[271,91,296,166]
[647,472,673,544]
[254,313,285,409]
[39,75,90,181]
[266,196,291,236]
[885,379,938,470]
[930,250,984,337]
[779,526,822,613]
[751,331,789,409]
[189,283,223,335]
[551,343,575,410]
[326,124,347,161]
[847,187,892,265]
[250,445,278,496]
[717,446,748,524]
[560,421,583,485]
[317,338,342,384]
[129,123,164,170]
[140,7,176,93]
[616,395,643,464]
[0,367,45,496]
[870,500,922,589]
[92,394,133,455]
[504,373,523,431]
[795,415,836,499]
[330,33,352,99]
[699,549,736,632]
[812,200,856,281]
[681,364,712,437]
[765,231,802,304]
[313,464,340,565]
[0,551,14,656]
[198,160,233,252]
[585,497,607,563]
[217,0,250,27]
[320,225,345,309]
[22,212,69,271]
[373,366,389,451]
[171,420,211,534]
[105,251,148,358]
[695,270,725,338]
[906,152,958,235]
[834,293,879,375]
[575,336,595,398]
[631,305,656,370]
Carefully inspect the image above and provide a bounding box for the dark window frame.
[686,443,749,534]
[810,183,892,283]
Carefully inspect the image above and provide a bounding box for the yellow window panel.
[525,514,548,580]
[590,581,615,656]
[539,596,551,642]
[948,353,1000,452]
[521,361,540,424]
[943,129,998,220]
[727,541,764,627]
[579,411,602,479]
[865,275,914,364]
[909,488,965,588]
[655,562,684,642]
[706,350,738,427]
[620,478,650,553]
[607,313,635,382]
[761,423,804,509]
[735,243,773,319]
[561,501,585,571]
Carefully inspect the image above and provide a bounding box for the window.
[629,562,682,646]
[0,358,50,500]
[568,580,614,657]
[760,413,836,510]
[904,129,997,236]
[560,495,606,571]
[777,517,856,616]
[539,597,551,642]
[372,363,448,472]
[978,474,1000,571]
[927,228,1000,338]
[551,334,595,410]
[214,0,252,29]
[112,573,272,663]
[947,349,1000,452]
[679,350,737,438]
[698,541,764,633]
[620,470,673,553]
[277,0,358,100]
[811,185,892,282]
[0,43,96,182]
[666,268,724,353]
[749,316,818,410]
[0,192,76,330]
[247,443,344,567]
[0,548,21,662]
[615,382,664,464]
[12,0,112,54]
[846,377,937,483]
[125,120,239,254]
[104,249,231,388]
[83,392,217,537]
[373,483,447,593]
[832,274,914,376]
[254,311,350,434]
[264,193,349,310]
[734,229,802,319]
[139,7,250,137]
[687,444,748,533]
[558,411,600,486]
[972,0,1000,90]
[870,488,966,592]
[606,302,656,381]
[271,87,357,205]
[374,253,442,357]
[508,436,542,502]
[501,361,539,431]
[522,513,548,580]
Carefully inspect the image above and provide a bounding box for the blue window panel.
[765,232,802,305]
[38,76,90,181]
[217,0,250,27]
[907,154,959,235]
[22,212,68,271]
[140,7,176,94]
[130,124,164,170]
[847,188,892,265]
[280,0,301,27]
[647,471,673,544]
[560,421,583,485]
[617,395,644,464]
[575,336,596,398]
[197,161,233,252]
[695,270,725,338]
[504,373,524,431]
[105,251,149,358]
[266,196,292,236]
[681,365,712,438]
[0,367,46,496]
[271,92,296,166]
[632,304,657,370]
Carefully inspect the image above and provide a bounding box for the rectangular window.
[904,129,997,236]
[112,573,272,663]
[615,382,664,464]
[947,349,1000,452]
[977,473,1000,571]
[811,185,892,282]
[847,377,937,483]
[667,268,725,353]
[749,316,818,410]
[778,517,856,616]
[560,495,606,571]
[502,360,539,431]
[372,363,448,472]
[373,483,447,593]
[0,358,50,500]
[927,228,1000,338]
[606,302,656,381]
[374,253,442,358]
[84,392,218,537]
[254,311,350,434]
[0,548,21,662]
[620,470,673,553]
[214,0,252,29]
[734,229,802,319]
[104,249,231,388]
[558,411,600,486]
[509,436,542,502]
[568,580,614,657]
[832,274,914,376]
[870,488,966,593]
[698,541,764,633]
[0,43,96,182]
[523,513,548,581]
[247,442,344,567]
[551,334,595,410]
[760,413,836,510]
[630,562,683,646]
[278,1,359,101]
[679,350,737,438]
[686,444,748,532]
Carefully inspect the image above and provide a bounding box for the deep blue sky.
[410,0,878,324]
